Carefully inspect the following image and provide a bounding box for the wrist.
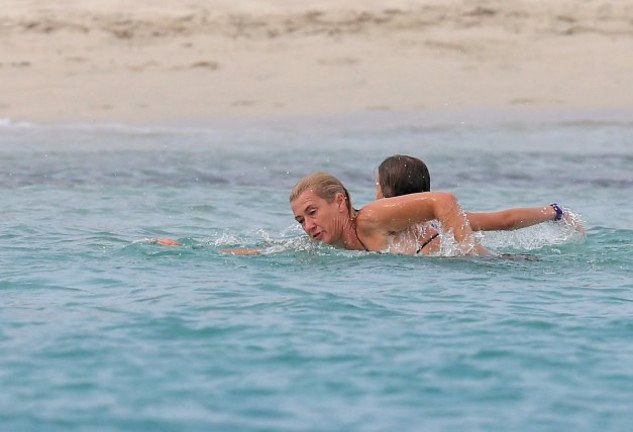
[550,203,563,221]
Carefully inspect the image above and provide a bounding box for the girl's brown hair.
[378,155,431,198]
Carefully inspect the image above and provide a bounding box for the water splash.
[212,232,243,247]
[480,211,586,251]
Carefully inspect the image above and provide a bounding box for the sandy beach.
[1,0,632,125]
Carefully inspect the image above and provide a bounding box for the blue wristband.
[550,203,563,221]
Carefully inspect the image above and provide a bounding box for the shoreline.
[3,107,633,134]
[1,0,632,125]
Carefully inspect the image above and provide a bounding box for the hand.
[154,238,182,246]
[562,212,586,235]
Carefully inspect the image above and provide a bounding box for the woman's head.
[377,155,431,199]
[290,171,353,212]
[290,171,353,245]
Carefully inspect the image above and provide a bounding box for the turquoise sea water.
[1,113,632,431]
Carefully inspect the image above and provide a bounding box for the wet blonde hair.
[289,171,353,215]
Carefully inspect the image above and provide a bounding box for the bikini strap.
[352,212,370,251]
[416,232,439,254]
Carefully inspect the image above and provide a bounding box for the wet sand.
[1,0,632,124]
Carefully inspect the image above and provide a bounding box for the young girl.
[376,155,582,254]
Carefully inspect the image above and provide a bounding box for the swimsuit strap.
[416,232,439,254]
[352,212,370,251]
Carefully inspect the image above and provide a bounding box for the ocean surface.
[1,112,632,431]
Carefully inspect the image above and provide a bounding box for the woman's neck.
[340,211,368,251]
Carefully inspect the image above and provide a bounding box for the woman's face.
[291,189,345,245]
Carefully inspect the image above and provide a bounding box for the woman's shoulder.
[358,196,409,220]
[356,202,391,233]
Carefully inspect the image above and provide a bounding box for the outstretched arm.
[152,238,262,255]
[466,206,557,231]
[466,203,584,233]
[221,249,261,255]
[363,192,491,255]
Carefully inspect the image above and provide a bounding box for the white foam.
[480,213,586,251]
[0,118,34,128]
[212,232,243,247]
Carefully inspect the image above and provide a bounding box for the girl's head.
[377,155,431,199]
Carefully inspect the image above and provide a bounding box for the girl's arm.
[466,204,584,233]
[466,205,557,231]
[362,192,491,255]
